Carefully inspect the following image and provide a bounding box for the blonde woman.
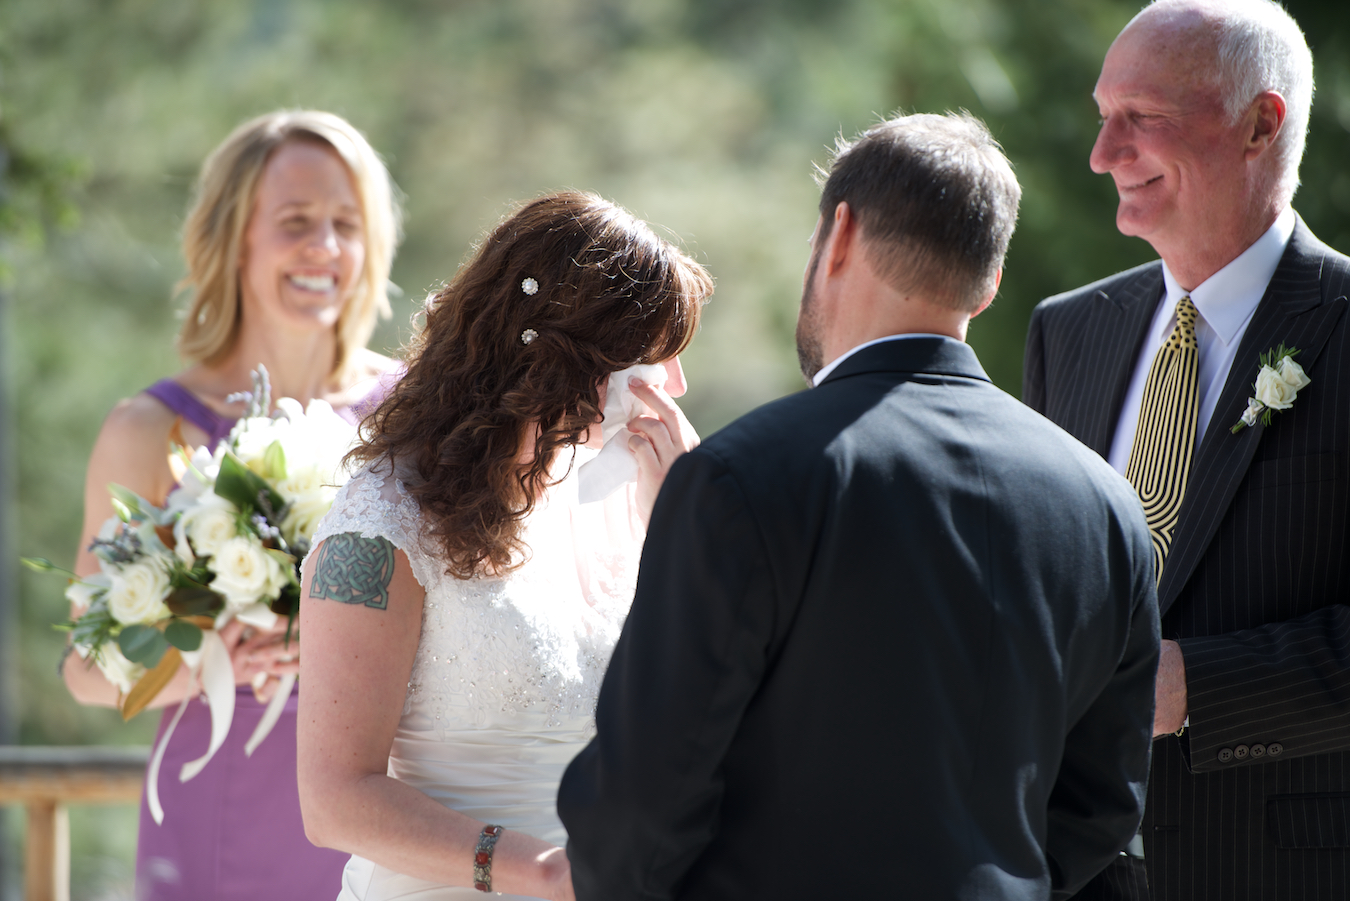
[64,110,402,900]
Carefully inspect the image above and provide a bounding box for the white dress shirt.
[1107,208,1297,476]
[811,334,950,387]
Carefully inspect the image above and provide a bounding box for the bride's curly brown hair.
[349,191,712,578]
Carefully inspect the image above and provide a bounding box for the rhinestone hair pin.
[521,277,539,295]
[520,328,539,345]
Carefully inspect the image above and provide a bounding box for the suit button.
[1218,748,1234,763]
[1234,745,1250,760]
[1268,742,1284,757]
[1250,744,1266,759]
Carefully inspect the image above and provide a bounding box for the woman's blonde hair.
[176,110,402,383]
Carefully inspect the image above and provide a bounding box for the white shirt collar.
[811,334,950,386]
[1160,207,1296,347]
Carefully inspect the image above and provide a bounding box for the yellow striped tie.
[1125,295,1200,580]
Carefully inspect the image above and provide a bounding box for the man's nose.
[1089,117,1133,174]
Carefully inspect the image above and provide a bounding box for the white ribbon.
[145,689,193,826]
[144,621,294,824]
[577,364,667,503]
[244,672,296,757]
[179,629,235,782]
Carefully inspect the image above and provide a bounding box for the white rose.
[107,560,172,625]
[179,496,239,559]
[277,400,357,482]
[1240,397,1264,429]
[94,643,146,695]
[209,536,280,610]
[1277,356,1311,392]
[1254,365,1298,411]
[276,466,337,545]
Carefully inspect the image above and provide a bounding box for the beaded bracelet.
[473,824,504,893]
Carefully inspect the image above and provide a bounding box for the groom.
[558,112,1160,899]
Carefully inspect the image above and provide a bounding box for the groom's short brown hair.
[817,111,1021,312]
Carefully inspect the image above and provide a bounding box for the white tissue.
[577,364,667,503]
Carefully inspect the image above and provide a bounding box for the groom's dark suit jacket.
[559,337,1159,900]
[1024,219,1350,901]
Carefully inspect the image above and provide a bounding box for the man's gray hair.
[1141,0,1314,203]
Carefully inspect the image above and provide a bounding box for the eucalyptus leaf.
[164,619,203,652]
[117,624,169,667]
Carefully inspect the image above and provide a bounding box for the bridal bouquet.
[26,367,358,822]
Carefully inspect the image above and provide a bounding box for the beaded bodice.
[311,449,643,742]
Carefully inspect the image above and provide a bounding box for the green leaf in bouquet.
[111,496,133,523]
[165,585,221,617]
[164,619,203,652]
[68,596,117,649]
[117,623,170,668]
[263,439,287,481]
[214,451,285,517]
[265,547,300,588]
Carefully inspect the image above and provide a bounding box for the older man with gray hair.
[1025,1,1350,899]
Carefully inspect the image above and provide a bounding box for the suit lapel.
[1157,223,1348,615]
[1076,268,1163,458]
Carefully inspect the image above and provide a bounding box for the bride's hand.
[626,378,699,525]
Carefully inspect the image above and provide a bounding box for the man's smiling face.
[1089,15,1254,265]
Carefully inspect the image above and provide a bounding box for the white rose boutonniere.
[1232,344,1310,433]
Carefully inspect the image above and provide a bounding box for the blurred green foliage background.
[2,0,1348,897]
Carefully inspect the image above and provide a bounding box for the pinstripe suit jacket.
[1023,218,1350,901]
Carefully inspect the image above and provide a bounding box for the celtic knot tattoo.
[310,533,396,610]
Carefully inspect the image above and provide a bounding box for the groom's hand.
[1153,639,1188,737]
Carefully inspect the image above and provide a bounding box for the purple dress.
[135,377,389,901]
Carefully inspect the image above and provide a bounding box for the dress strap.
[143,379,236,451]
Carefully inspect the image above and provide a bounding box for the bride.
[296,191,713,900]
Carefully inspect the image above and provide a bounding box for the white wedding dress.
[312,447,643,900]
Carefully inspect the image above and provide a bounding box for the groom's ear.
[823,201,857,277]
[970,268,1002,319]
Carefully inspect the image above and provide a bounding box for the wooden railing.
[0,746,148,901]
